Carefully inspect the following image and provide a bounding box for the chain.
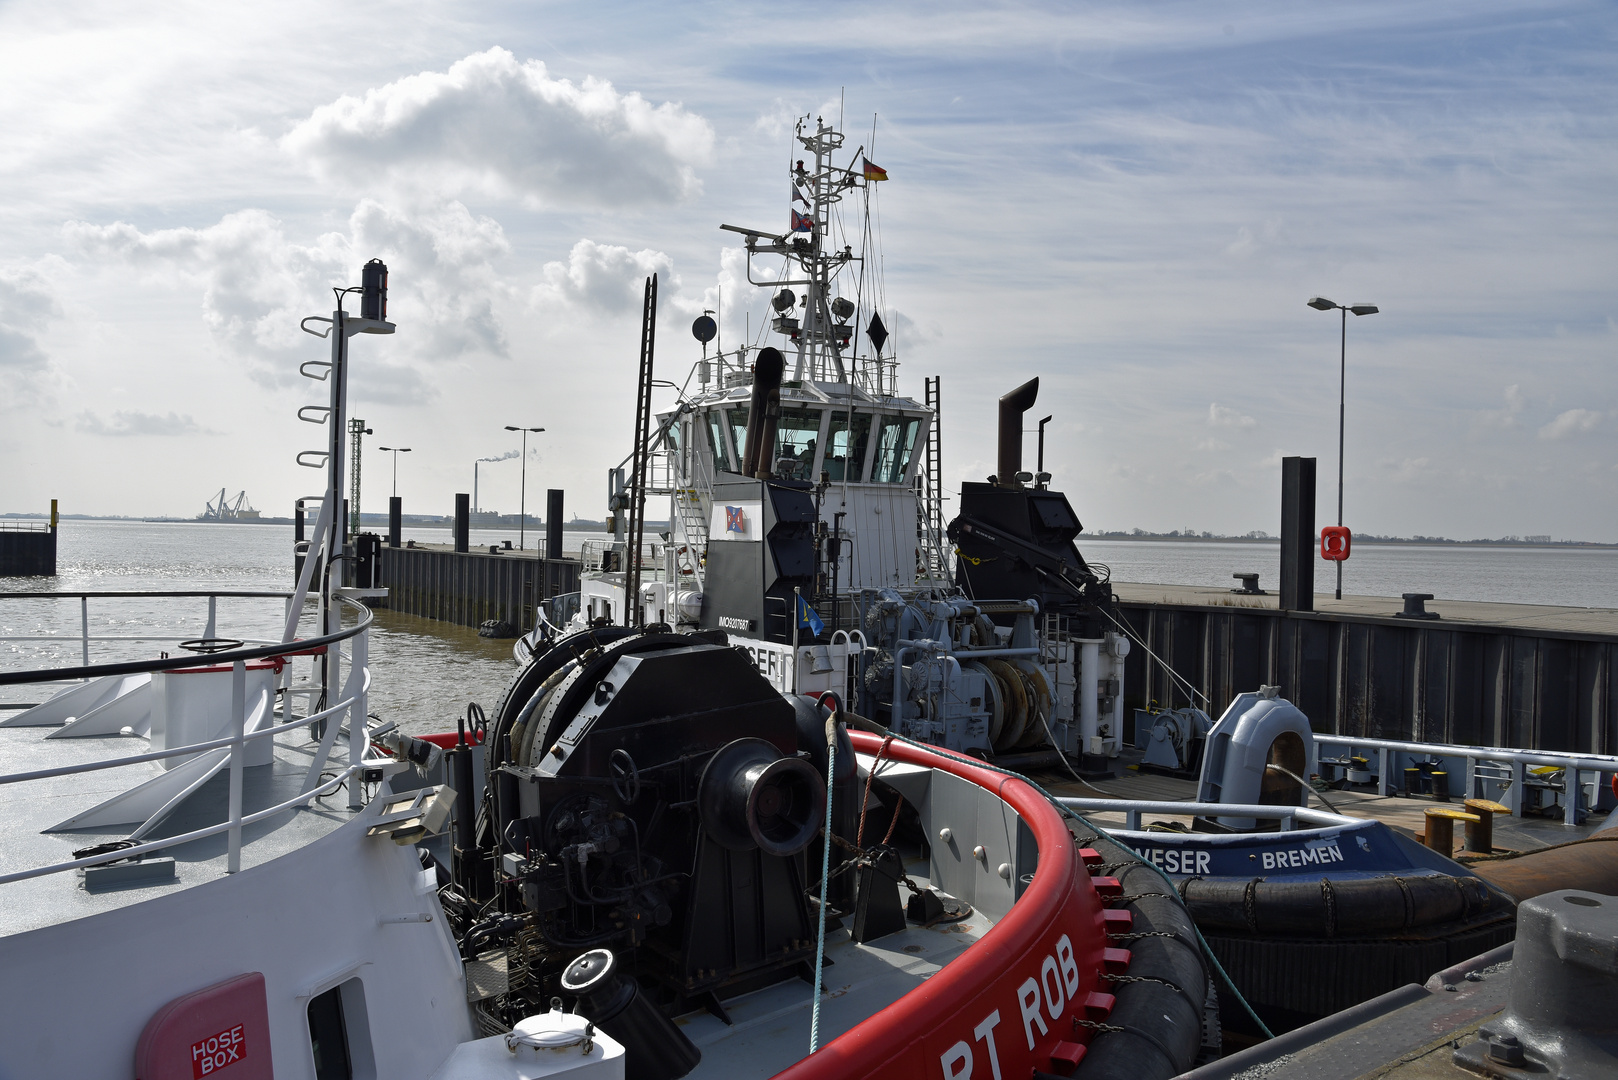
[1073,1017,1125,1035]
[1107,892,1180,906]
[1104,973,1186,995]
[1107,930,1182,943]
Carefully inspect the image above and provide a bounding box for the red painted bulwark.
[135,973,273,1080]
[775,732,1109,1080]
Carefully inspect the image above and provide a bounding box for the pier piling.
[388,497,402,548]
[1279,457,1316,612]
[546,490,564,560]
[454,495,470,553]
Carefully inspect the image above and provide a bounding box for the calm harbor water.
[2,521,1614,732]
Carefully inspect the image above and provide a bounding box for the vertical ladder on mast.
[918,376,949,582]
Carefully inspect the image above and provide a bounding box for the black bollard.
[454,494,469,553]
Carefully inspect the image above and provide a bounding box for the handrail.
[0,595,371,687]
[1058,797,1361,832]
[0,590,295,599]
[1314,733,1618,774]
[0,694,356,786]
[0,761,368,887]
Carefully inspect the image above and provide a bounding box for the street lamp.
[378,446,411,497]
[504,425,545,549]
[1307,296,1379,600]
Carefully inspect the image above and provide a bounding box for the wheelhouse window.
[706,411,732,472]
[773,408,824,482]
[727,407,750,472]
[825,410,872,483]
[872,414,922,484]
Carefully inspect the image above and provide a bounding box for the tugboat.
[523,114,1134,776]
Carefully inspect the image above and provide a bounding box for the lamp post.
[504,425,545,549]
[1307,296,1379,600]
[378,446,411,497]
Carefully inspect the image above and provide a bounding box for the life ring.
[675,544,697,575]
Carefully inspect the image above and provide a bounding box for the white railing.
[1314,734,1618,827]
[1059,798,1362,833]
[0,595,376,884]
[0,590,300,683]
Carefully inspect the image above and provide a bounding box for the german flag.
[861,156,889,181]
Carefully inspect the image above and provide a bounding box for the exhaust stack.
[996,377,1039,486]
[742,347,786,478]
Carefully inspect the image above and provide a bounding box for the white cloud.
[65,200,510,394]
[1380,456,1431,483]
[0,266,59,373]
[282,48,714,208]
[1208,402,1257,429]
[1539,408,1603,440]
[1477,383,1526,429]
[76,410,216,436]
[534,239,677,316]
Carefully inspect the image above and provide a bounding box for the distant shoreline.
[3,515,1612,549]
[1082,535,1618,550]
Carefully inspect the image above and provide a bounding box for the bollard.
[1433,770,1451,802]
[1464,798,1509,853]
[1404,767,1421,796]
[1425,807,1479,854]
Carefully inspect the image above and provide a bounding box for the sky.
[1,1,1614,541]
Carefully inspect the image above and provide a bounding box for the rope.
[854,734,896,849]
[881,793,905,846]
[809,720,837,1054]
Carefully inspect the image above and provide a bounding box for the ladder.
[917,376,949,583]
[671,442,713,590]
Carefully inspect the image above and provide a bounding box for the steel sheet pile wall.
[1116,604,1617,754]
[377,547,579,632]
[0,527,56,576]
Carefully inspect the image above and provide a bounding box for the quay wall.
[1115,600,1617,755]
[375,546,580,633]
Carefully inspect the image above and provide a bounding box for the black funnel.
[742,347,785,477]
[997,377,1039,487]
